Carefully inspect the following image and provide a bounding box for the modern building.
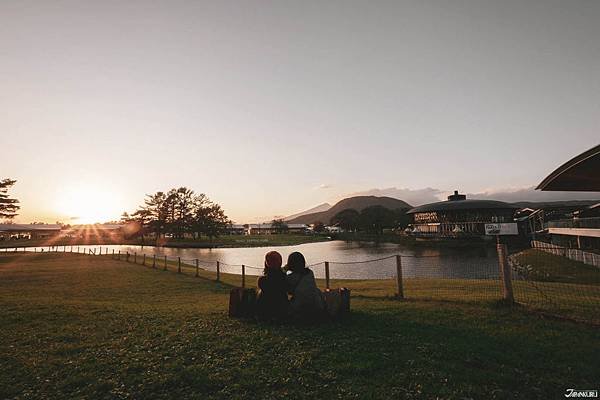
[246,223,309,235]
[536,144,600,248]
[406,191,518,238]
[0,224,62,240]
[61,224,124,239]
[225,224,247,235]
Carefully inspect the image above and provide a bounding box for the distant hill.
[287,196,412,224]
[285,203,331,222]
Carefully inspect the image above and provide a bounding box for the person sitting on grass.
[256,251,289,321]
[284,251,325,321]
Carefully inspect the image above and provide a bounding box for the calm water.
[24,241,500,280]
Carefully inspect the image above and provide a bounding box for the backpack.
[228,287,257,318]
[323,288,351,319]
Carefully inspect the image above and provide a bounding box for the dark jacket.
[256,269,288,320]
[286,269,325,319]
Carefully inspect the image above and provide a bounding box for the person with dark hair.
[284,252,325,321]
[256,251,288,321]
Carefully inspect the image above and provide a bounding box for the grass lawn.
[512,249,600,285]
[1,253,599,399]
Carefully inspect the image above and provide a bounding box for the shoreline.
[0,232,530,250]
[0,234,333,250]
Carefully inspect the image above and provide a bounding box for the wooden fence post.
[395,255,404,299]
[134,252,137,264]
[241,265,246,288]
[497,244,514,303]
[118,250,121,260]
[324,262,330,289]
[112,249,115,259]
[126,252,130,262]
[216,261,220,282]
[178,257,181,273]
[143,254,146,266]
[152,254,156,268]
[164,255,167,271]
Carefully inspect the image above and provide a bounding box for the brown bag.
[323,288,351,319]
[339,287,350,314]
[228,287,257,318]
[323,289,341,318]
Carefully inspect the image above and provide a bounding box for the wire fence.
[509,245,600,324]
[3,242,599,324]
[531,240,600,267]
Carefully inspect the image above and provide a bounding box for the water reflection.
[24,240,499,280]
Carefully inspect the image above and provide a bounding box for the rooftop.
[536,144,600,192]
[0,224,62,232]
[407,191,517,214]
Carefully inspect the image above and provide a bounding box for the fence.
[509,245,600,324]
[3,243,598,324]
[531,240,600,268]
[0,243,510,303]
[546,216,600,229]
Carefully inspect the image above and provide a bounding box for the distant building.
[246,223,309,235]
[406,191,517,238]
[225,224,247,235]
[0,224,61,240]
[62,224,123,238]
[325,225,343,233]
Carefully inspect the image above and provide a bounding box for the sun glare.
[56,186,122,224]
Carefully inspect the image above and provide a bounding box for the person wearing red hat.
[256,251,288,321]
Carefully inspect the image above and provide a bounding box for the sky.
[1,0,599,224]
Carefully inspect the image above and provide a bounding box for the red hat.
[265,251,282,269]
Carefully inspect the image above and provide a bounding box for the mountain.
[285,203,331,221]
[287,196,412,224]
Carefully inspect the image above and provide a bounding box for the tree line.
[121,187,230,242]
[329,205,410,235]
[0,179,19,221]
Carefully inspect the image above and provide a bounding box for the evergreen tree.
[0,179,20,220]
[144,192,169,242]
[271,218,289,234]
[330,209,360,232]
[125,187,230,241]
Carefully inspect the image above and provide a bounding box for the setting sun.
[55,185,123,224]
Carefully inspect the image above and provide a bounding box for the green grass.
[1,253,599,399]
[512,249,600,285]
[509,248,600,324]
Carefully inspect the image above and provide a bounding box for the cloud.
[318,184,333,189]
[351,186,600,206]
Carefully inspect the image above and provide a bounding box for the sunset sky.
[1,0,599,224]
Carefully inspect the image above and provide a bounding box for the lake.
[25,241,501,280]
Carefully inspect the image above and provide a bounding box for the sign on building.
[485,223,518,236]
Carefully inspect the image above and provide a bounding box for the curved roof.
[407,199,517,214]
[536,144,600,192]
